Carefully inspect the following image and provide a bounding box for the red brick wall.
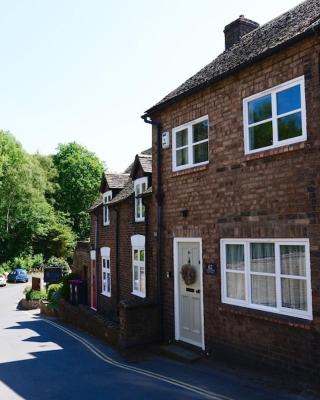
[150,35,320,376]
[90,177,157,321]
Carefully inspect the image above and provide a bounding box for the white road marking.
[24,311,232,400]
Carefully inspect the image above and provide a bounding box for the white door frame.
[173,237,205,350]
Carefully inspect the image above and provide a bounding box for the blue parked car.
[7,269,29,283]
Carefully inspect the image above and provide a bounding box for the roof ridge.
[145,0,320,114]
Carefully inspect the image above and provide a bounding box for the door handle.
[196,289,200,294]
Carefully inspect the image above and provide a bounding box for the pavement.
[0,281,318,400]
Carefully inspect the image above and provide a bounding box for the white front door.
[175,239,204,349]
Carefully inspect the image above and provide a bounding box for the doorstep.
[151,342,203,363]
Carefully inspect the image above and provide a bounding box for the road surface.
[0,282,314,400]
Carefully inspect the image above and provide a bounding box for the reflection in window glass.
[248,95,272,124]
[276,85,301,115]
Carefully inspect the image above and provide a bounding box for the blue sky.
[0,0,301,172]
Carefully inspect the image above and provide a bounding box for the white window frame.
[220,239,312,320]
[134,177,148,222]
[103,190,112,226]
[101,247,111,297]
[131,235,146,298]
[172,115,209,172]
[243,76,307,154]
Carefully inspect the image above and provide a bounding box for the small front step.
[155,343,203,363]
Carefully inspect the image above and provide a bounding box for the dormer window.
[103,190,112,226]
[134,177,148,222]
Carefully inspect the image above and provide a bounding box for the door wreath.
[180,264,196,285]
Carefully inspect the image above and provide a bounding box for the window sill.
[101,292,111,298]
[134,219,145,223]
[172,163,209,178]
[218,303,313,330]
[244,141,307,162]
[131,291,146,299]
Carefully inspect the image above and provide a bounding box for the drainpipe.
[115,206,120,317]
[141,114,164,341]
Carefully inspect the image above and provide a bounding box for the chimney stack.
[224,15,259,50]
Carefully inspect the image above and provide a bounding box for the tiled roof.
[138,154,152,173]
[104,173,130,189]
[124,148,152,174]
[146,0,320,114]
[108,179,134,205]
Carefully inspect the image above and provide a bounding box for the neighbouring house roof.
[108,179,134,205]
[124,148,152,175]
[104,173,130,189]
[138,154,152,174]
[145,0,320,115]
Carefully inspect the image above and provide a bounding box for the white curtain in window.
[280,245,307,310]
[250,243,276,307]
[226,244,245,300]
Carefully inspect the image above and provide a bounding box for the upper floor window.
[243,76,307,154]
[101,247,111,297]
[172,116,209,171]
[221,239,312,320]
[103,190,112,226]
[134,177,148,222]
[131,235,146,298]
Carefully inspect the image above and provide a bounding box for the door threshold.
[155,341,203,363]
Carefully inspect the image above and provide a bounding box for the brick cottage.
[142,0,320,377]
[83,149,160,346]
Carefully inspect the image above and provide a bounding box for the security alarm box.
[162,132,170,149]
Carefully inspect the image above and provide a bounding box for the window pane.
[277,112,302,141]
[134,249,139,261]
[176,148,188,166]
[134,265,139,291]
[107,273,111,293]
[249,121,273,150]
[140,250,145,262]
[250,243,275,273]
[226,272,245,300]
[193,120,208,143]
[251,275,276,307]
[140,267,145,294]
[142,183,146,193]
[276,85,301,115]
[193,142,208,164]
[281,278,307,310]
[136,185,140,196]
[141,204,145,218]
[107,260,110,269]
[136,199,141,218]
[176,129,188,148]
[103,259,106,268]
[226,244,244,271]
[248,95,272,124]
[280,245,306,276]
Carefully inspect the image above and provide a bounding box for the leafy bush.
[24,287,47,301]
[47,283,63,302]
[5,253,44,272]
[46,256,71,275]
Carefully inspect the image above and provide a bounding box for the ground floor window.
[220,239,312,320]
[131,235,146,298]
[101,247,111,297]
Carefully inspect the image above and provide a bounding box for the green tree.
[0,131,53,261]
[32,153,59,206]
[53,142,104,239]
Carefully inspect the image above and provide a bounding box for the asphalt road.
[0,282,315,400]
